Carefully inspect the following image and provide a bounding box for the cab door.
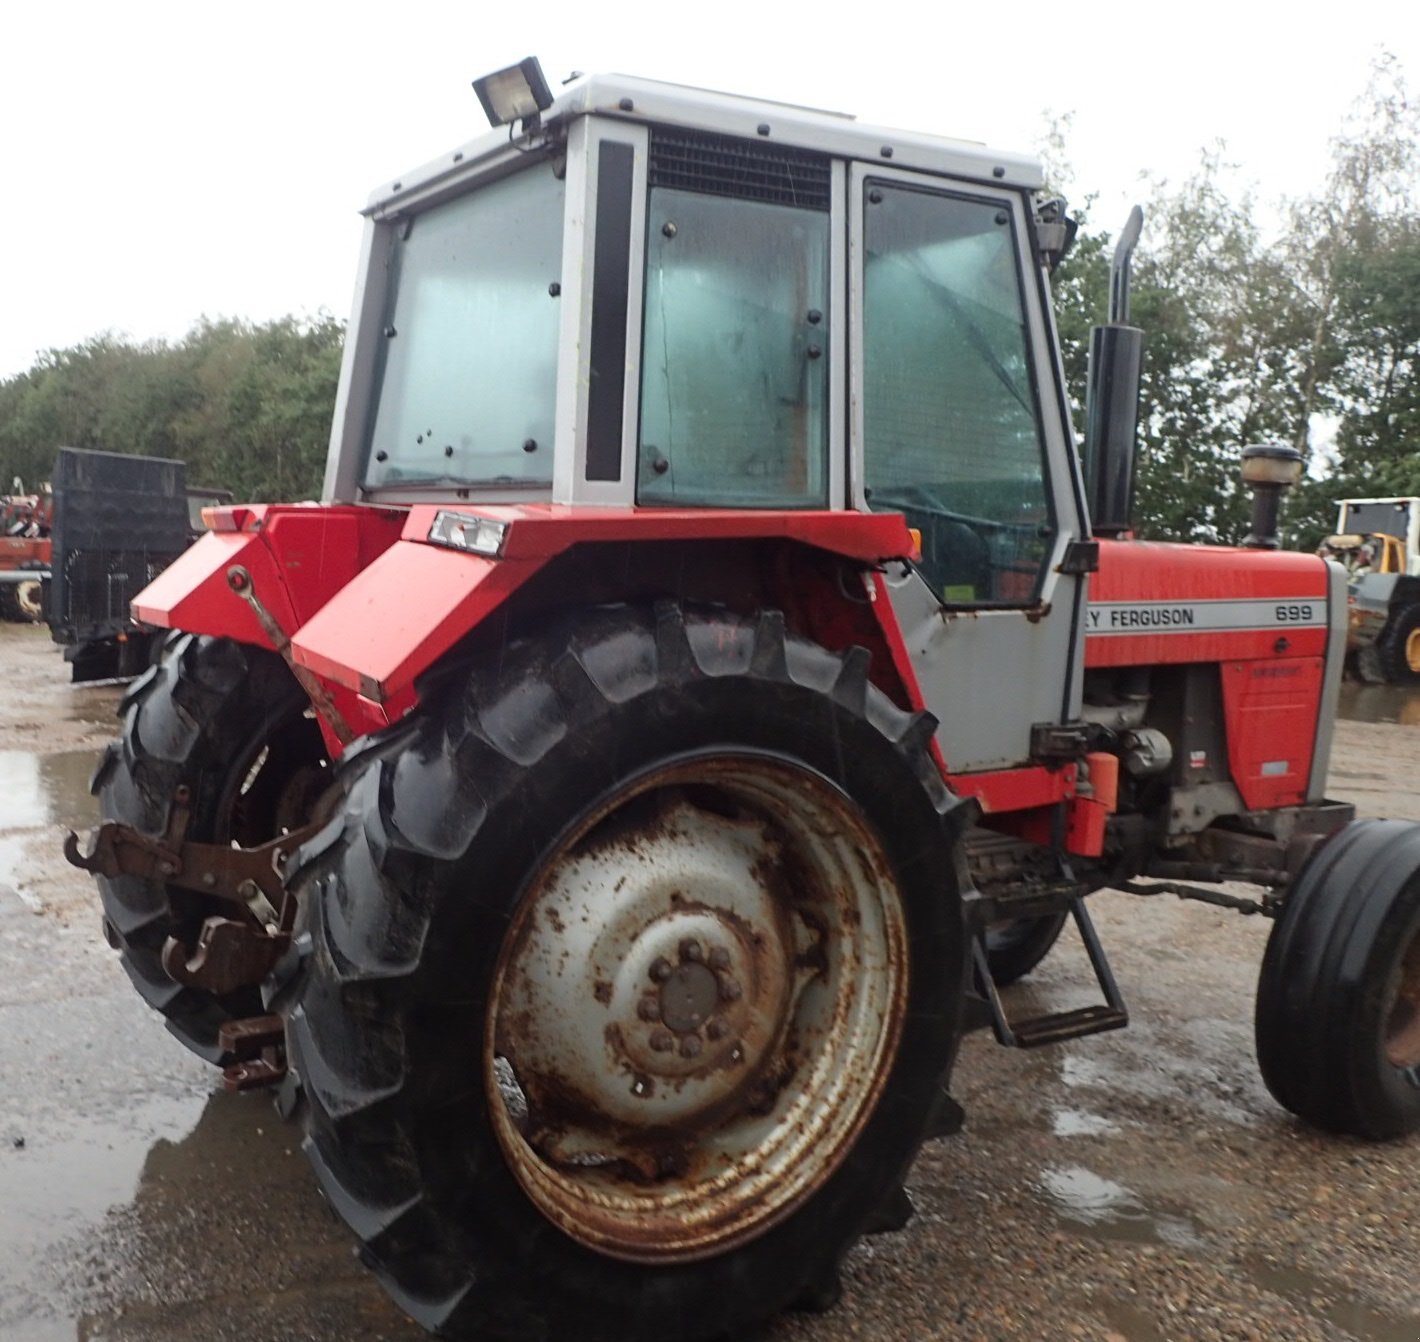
[849,165,1088,773]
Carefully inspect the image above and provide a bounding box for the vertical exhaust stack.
[1084,207,1145,537]
[1239,443,1304,549]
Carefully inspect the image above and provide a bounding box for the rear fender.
[290,505,925,729]
[132,505,406,745]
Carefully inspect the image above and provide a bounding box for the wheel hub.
[485,756,908,1263]
[493,791,795,1129]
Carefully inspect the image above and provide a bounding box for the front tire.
[1255,819,1420,1139]
[287,604,970,1341]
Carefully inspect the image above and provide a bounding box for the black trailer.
[46,447,229,681]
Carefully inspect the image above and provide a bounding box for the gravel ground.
[0,621,1417,1341]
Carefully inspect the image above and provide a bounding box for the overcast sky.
[1,0,1416,380]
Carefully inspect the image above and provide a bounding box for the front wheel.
[1255,819,1420,1139]
[287,604,970,1341]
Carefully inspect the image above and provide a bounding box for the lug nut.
[717,972,743,1003]
[649,957,673,983]
[637,994,662,1022]
[707,946,731,970]
[679,938,704,963]
[649,1028,675,1053]
[706,1018,728,1041]
[680,1035,703,1059]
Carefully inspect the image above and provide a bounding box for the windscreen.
[363,161,565,491]
[1341,500,1412,543]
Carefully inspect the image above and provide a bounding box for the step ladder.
[971,897,1128,1048]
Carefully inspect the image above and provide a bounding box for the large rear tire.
[93,632,329,1063]
[286,604,969,1341]
[1255,819,1420,1139]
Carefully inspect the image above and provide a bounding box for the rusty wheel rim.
[1384,927,1420,1072]
[485,756,908,1263]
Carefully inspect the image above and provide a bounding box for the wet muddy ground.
[1,621,1417,1341]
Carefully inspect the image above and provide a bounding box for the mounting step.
[972,897,1128,1048]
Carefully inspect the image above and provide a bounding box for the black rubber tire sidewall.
[290,605,968,1341]
[95,632,318,1062]
[984,910,1069,987]
[1377,605,1420,685]
[1256,819,1420,1139]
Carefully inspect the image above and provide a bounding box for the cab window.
[637,134,831,507]
[861,182,1052,604]
[363,162,565,491]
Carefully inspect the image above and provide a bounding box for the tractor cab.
[321,62,1088,771]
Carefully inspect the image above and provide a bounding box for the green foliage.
[1047,54,1420,548]
[0,316,343,500]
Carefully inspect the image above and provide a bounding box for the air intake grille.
[649,130,831,210]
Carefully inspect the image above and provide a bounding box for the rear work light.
[427,510,509,558]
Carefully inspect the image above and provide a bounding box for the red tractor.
[0,485,51,621]
[68,61,1420,1342]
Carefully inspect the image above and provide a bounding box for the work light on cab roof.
[473,56,554,128]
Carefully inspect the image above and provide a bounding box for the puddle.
[0,1078,406,1340]
[1059,1031,1266,1127]
[1052,1106,1118,1137]
[1338,682,1420,726]
[0,748,100,832]
[1039,1165,1206,1250]
[0,1077,211,1339]
[1246,1256,1420,1342]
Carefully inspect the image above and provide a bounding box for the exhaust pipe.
[1084,206,1145,538]
[1239,443,1304,549]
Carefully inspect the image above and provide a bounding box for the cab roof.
[365,71,1044,216]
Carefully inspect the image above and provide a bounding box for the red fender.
[290,504,920,721]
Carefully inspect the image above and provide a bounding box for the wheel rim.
[16,580,42,621]
[485,755,908,1263]
[1384,927,1420,1072]
[1405,628,1420,674]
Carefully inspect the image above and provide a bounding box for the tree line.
[1051,55,1419,548]
[0,315,343,503]
[0,58,1415,548]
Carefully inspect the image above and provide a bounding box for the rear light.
[428,510,508,558]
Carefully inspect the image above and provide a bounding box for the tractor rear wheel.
[286,604,969,1342]
[1255,819,1420,1139]
[1375,604,1420,684]
[93,632,329,1063]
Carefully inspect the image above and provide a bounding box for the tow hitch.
[65,786,323,1091]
